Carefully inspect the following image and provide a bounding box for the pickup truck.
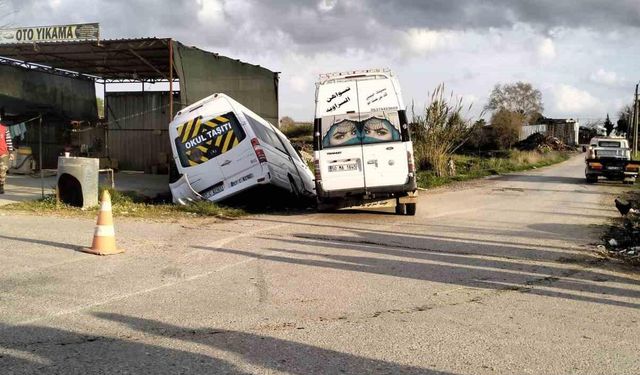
[585,137,639,184]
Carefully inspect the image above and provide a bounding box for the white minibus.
[169,94,315,203]
[313,69,418,215]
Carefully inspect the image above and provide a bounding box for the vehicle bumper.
[316,175,417,199]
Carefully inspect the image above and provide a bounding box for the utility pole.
[634,83,639,156]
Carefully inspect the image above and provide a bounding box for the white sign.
[0,23,99,44]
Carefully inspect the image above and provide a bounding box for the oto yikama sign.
[0,23,100,44]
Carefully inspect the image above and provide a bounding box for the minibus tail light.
[407,151,415,175]
[251,138,267,163]
[314,159,321,181]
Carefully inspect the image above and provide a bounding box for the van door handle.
[367,160,378,165]
[220,160,231,166]
[386,146,394,150]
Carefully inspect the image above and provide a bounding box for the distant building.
[521,117,579,146]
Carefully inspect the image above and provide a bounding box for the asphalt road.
[0,154,638,374]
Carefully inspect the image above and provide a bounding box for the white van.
[169,93,315,204]
[313,69,418,215]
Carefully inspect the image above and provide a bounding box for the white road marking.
[4,219,307,329]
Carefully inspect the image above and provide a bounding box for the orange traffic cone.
[81,190,124,256]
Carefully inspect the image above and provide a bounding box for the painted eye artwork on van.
[324,119,359,146]
[362,117,399,143]
[322,117,400,147]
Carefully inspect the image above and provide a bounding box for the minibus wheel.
[288,175,300,198]
[395,203,406,215]
[406,203,417,216]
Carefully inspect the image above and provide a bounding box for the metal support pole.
[142,81,146,129]
[632,92,636,144]
[633,82,640,157]
[39,115,44,199]
[168,39,174,122]
[103,82,109,159]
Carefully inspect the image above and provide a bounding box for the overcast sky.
[3,0,640,122]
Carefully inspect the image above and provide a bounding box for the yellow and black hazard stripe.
[213,127,239,154]
[176,116,203,143]
[177,114,240,166]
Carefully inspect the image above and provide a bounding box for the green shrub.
[281,123,313,139]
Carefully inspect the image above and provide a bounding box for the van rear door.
[173,115,225,198]
[173,112,247,199]
[208,114,255,182]
[316,81,366,193]
[355,78,407,189]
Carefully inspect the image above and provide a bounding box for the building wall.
[520,124,547,140]
[106,91,177,171]
[0,64,97,120]
[520,122,579,146]
[19,117,65,169]
[172,41,279,125]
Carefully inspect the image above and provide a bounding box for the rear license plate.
[607,166,622,170]
[329,163,358,172]
[201,183,224,199]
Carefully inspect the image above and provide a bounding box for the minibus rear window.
[174,112,246,168]
[320,111,401,148]
[361,116,401,145]
[598,141,621,148]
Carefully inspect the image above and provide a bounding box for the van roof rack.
[318,68,391,83]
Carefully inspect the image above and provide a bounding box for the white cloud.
[289,75,308,93]
[318,0,338,12]
[589,68,623,86]
[197,0,224,24]
[536,37,556,62]
[551,84,601,114]
[403,28,456,56]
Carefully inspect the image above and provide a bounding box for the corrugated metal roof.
[0,37,270,82]
[0,37,171,81]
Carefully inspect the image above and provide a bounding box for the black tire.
[395,203,406,215]
[317,199,334,213]
[406,203,417,216]
[169,159,181,184]
[288,176,300,198]
[586,176,597,184]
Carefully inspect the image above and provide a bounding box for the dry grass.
[417,150,570,188]
[412,84,475,176]
[1,188,246,220]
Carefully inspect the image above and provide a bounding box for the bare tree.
[617,104,633,137]
[485,82,544,123]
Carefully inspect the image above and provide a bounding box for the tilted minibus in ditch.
[169,93,315,204]
[313,69,418,215]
